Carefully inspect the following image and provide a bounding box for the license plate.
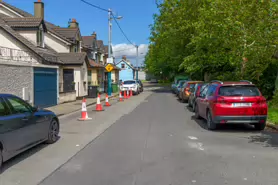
[232,103,252,107]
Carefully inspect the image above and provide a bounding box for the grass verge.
[268,106,278,125]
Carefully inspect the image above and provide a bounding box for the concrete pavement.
[40,88,278,185]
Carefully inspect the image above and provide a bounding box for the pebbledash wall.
[0,63,33,102]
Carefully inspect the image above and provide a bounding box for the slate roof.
[82,36,94,48]
[96,40,105,53]
[0,16,60,64]
[52,27,79,42]
[44,22,74,44]
[58,52,87,65]
[2,17,44,28]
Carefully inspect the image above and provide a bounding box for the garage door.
[34,67,57,108]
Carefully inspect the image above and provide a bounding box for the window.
[123,80,136,85]
[219,86,260,96]
[121,63,125,69]
[0,98,10,116]
[207,85,217,97]
[200,86,209,98]
[36,28,44,47]
[6,97,31,114]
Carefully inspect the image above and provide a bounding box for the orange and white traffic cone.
[119,91,124,102]
[127,89,130,99]
[105,94,111,107]
[78,98,92,121]
[124,90,127,99]
[130,89,133,97]
[95,93,104,111]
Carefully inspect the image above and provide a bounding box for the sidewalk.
[47,93,118,117]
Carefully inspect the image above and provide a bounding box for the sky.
[4,0,158,65]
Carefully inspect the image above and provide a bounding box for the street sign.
[107,57,113,64]
[105,64,114,72]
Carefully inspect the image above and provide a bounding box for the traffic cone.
[127,89,130,99]
[124,90,127,99]
[78,98,92,121]
[105,94,111,107]
[95,93,104,111]
[130,89,133,97]
[119,91,124,102]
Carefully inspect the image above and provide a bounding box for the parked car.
[120,80,140,95]
[172,76,189,93]
[175,80,187,95]
[0,94,60,169]
[194,80,268,130]
[136,80,144,92]
[180,81,203,103]
[188,83,208,111]
[150,79,158,83]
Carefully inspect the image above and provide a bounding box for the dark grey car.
[0,94,60,169]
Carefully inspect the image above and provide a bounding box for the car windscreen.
[123,81,136,84]
[219,86,260,96]
[178,81,186,87]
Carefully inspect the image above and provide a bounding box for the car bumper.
[213,115,267,124]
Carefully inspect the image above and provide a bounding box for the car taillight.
[258,97,267,104]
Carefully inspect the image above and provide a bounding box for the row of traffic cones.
[78,90,133,121]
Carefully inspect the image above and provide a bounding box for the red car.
[194,80,268,130]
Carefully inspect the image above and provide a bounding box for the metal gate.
[34,67,57,108]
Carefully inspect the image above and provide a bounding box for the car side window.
[0,98,11,116]
[207,85,217,97]
[6,97,31,114]
[200,86,209,98]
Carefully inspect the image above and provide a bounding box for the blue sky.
[4,0,158,65]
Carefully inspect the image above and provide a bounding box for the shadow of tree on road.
[248,132,278,148]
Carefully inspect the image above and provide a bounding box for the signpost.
[105,64,114,73]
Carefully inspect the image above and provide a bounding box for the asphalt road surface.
[41,87,278,185]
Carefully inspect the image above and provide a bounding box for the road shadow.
[1,143,48,174]
[190,115,262,134]
[150,87,171,94]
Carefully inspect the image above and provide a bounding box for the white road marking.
[188,142,205,151]
[188,136,198,140]
[76,144,80,147]
[243,178,247,181]
[192,180,196,183]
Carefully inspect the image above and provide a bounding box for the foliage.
[145,0,278,97]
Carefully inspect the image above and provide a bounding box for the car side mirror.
[32,106,39,112]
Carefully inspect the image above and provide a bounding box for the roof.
[104,45,108,54]
[88,59,104,68]
[2,16,44,29]
[82,36,94,48]
[116,59,135,70]
[0,1,33,17]
[96,40,105,52]
[0,17,60,64]
[58,52,87,65]
[52,27,79,41]
[44,22,74,44]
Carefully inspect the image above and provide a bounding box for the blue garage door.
[34,67,57,108]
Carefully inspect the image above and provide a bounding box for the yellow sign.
[105,64,114,72]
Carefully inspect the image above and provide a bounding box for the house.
[82,32,106,92]
[0,1,61,108]
[0,0,91,104]
[116,56,136,82]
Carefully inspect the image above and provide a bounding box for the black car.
[0,94,60,168]
[136,80,144,92]
[188,83,207,111]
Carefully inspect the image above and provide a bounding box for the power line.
[111,13,136,47]
[80,0,108,12]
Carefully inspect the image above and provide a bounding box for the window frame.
[0,97,11,116]
[121,63,125,69]
[200,85,209,98]
[5,96,32,115]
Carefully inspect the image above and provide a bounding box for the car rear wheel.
[192,102,196,112]
[207,111,216,130]
[254,123,266,131]
[195,105,200,119]
[46,119,60,144]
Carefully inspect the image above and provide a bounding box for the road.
[39,87,278,185]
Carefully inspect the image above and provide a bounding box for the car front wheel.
[46,119,60,144]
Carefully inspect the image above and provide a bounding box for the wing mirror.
[32,105,39,112]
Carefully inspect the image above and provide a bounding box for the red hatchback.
[194,80,268,130]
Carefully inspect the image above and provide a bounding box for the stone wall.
[0,64,33,102]
[59,91,76,104]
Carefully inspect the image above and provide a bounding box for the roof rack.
[240,80,252,84]
[210,80,223,84]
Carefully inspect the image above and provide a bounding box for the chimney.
[69,18,79,28]
[122,55,127,61]
[34,0,44,19]
[91,32,97,38]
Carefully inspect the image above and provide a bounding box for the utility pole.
[136,45,139,81]
[107,9,112,96]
